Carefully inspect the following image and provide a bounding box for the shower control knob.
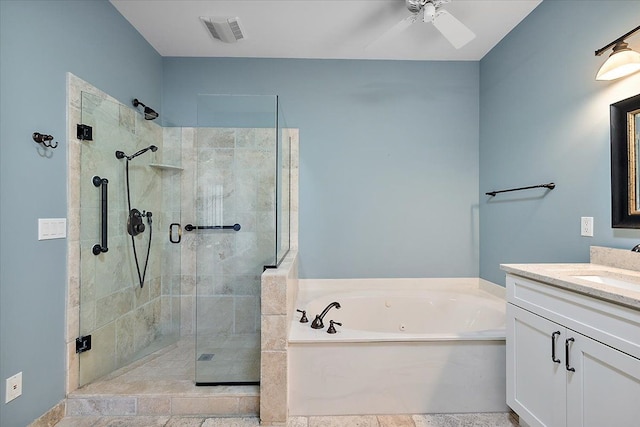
[132,223,145,234]
[128,208,146,236]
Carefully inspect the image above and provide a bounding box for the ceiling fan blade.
[365,13,420,50]
[432,9,475,49]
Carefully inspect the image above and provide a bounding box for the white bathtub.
[288,278,508,416]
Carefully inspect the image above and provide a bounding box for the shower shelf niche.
[149,163,183,171]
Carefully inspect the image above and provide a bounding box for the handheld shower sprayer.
[115,145,158,161]
[115,144,159,288]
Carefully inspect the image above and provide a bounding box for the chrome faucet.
[311,301,341,329]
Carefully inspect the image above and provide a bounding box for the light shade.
[596,41,640,81]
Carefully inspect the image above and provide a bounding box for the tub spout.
[311,301,341,329]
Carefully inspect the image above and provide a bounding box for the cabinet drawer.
[507,274,640,359]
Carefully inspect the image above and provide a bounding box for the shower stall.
[75,87,291,388]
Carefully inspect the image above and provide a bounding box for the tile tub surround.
[260,251,299,426]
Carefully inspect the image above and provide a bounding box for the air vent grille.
[202,19,220,40]
[200,16,246,43]
[228,19,244,40]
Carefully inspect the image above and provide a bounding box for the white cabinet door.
[566,330,640,427]
[507,304,566,427]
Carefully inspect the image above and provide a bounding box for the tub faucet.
[311,301,341,329]
[632,244,640,252]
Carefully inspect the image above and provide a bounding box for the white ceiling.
[110,0,542,61]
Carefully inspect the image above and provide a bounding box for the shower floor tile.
[69,337,259,418]
[72,336,259,396]
[196,333,260,384]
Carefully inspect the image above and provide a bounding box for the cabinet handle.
[565,337,576,372]
[551,331,561,363]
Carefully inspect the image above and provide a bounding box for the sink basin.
[572,275,640,292]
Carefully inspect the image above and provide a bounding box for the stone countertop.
[501,262,640,310]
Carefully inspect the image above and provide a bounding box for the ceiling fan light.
[596,42,640,81]
[423,2,436,22]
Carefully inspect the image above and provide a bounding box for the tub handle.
[565,337,576,372]
[327,320,342,334]
[296,309,308,323]
[551,331,561,363]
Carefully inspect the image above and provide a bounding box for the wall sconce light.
[595,25,640,81]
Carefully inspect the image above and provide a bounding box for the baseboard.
[28,400,65,427]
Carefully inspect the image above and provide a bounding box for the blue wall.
[163,58,480,279]
[479,0,640,285]
[0,1,162,425]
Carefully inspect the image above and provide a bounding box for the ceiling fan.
[368,0,476,50]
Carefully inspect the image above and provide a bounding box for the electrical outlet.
[5,372,22,403]
[581,217,594,237]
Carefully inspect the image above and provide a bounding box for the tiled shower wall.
[178,127,279,337]
[67,74,181,390]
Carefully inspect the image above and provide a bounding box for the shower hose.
[125,159,152,288]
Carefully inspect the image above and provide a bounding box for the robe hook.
[32,132,58,149]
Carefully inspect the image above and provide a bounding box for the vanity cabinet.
[506,274,640,427]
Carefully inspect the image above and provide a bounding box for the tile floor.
[63,338,519,426]
[55,413,519,426]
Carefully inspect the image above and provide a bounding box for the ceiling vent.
[200,16,246,43]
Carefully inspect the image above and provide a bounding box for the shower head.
[115,145,159,161]
[132,98,159,120]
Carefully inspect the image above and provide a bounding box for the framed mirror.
[611,93,640,228]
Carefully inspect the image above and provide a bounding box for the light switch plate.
[38,218,67,240]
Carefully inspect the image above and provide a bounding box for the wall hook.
[32,132,58,149]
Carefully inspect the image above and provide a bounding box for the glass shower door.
[194,95,278,384]
[77,91,181,386]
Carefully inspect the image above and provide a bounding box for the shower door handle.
[92,176,108,255]
[169,223,182,243]
[184,223,241,232]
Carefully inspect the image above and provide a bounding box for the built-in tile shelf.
[149,163,183,171]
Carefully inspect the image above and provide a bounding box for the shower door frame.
[192,94,280,386]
